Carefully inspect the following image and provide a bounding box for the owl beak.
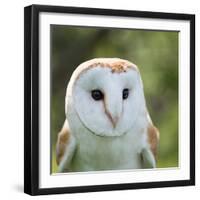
[104,108,119,128]
[112,116,119,128]
[103,96,122,128]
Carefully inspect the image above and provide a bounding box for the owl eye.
[91,90,104,101]
[123,88,129,99]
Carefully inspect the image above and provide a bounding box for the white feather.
[58,58,156,172]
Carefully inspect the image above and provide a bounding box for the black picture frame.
[24,4,195,196]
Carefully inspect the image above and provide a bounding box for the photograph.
[51,26,178,173]
[24,4,195,195]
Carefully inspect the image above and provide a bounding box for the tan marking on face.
[56,124,70,165]
[88,60,133,73]
[147,124,159,159]
[74,58,138,82]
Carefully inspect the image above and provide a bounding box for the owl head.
[65,58,147,137]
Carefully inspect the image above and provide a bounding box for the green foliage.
[51,26,178,173]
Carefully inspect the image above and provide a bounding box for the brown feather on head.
[73,58,138,82]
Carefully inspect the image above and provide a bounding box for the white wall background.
[0,0,199,199]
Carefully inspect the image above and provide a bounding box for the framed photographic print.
[24,4,195,195]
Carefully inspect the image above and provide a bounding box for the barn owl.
[56,58,159,172]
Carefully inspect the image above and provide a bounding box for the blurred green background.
[51,25,178,173]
